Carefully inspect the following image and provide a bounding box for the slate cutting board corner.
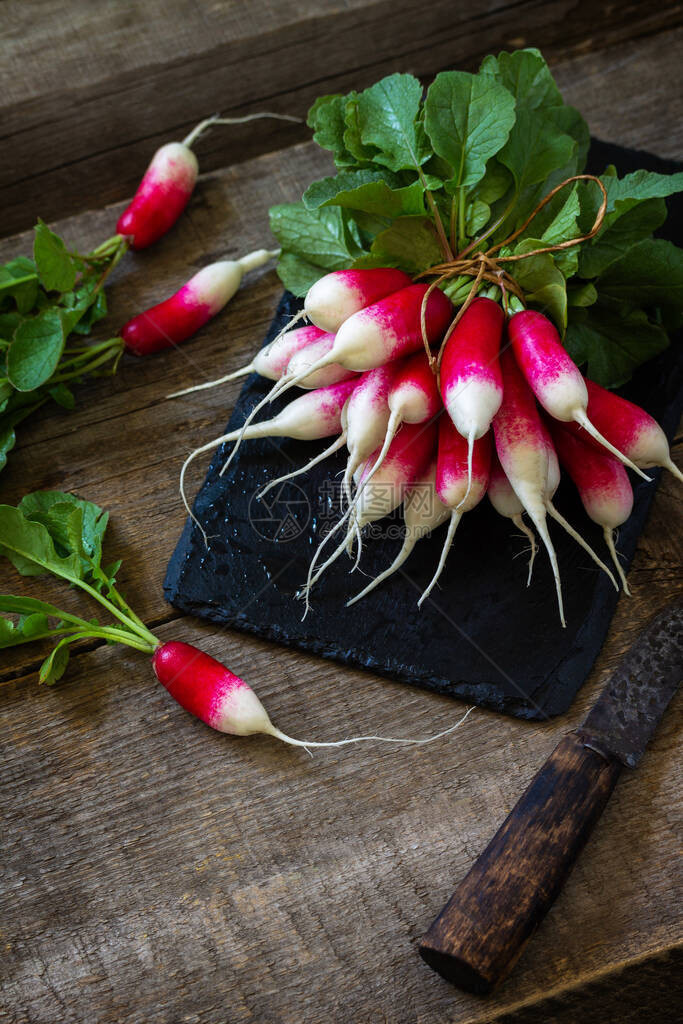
[165,140,683,722]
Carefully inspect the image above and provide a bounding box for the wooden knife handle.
[419,732,622,994]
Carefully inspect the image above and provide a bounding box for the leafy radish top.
[269,48,683,389]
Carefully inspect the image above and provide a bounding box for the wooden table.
[1,5,682,1021]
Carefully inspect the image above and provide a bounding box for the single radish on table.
[508,310,649,479]
[347,460,451,606]
[304,268,412,332]
[439,297,504,500]
[122,251,278,356]
[418,416,491,605]
[548,421,634,593]
[117,112,300,250]
[563,379,683,483]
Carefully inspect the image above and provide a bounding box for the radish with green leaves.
[0,490,473,750]
[304,268,413,332]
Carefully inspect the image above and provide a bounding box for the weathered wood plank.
[2,0,682,235]
[0,30,682,1024]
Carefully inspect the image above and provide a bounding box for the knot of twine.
[416,174,608,375]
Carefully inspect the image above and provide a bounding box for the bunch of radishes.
[181,268,681,625]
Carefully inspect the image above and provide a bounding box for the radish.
[487,452,538,584]
[180,379,358,538]
[152,640,473,748]
[304,268,412,332]
[365,350,441,481]
[122,252,278,356]
[222,283,450,478]
[548,422,634,593]
[284,333,358,390]
[418,417,491,605]
[169,323,329,398]
[565,379,683,483]
[342,364,397,500]
[493,347,570,626]
[269,284,453,399]
[304,421,438,604]
[117,112,300,249]
[347,459,450,605]
[439,297,504,500]
[508,310,649,480]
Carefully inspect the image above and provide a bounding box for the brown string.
[415,174,608,374]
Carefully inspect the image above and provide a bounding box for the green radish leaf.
[424,71,516,191]
[19,612,50,638]
[7,308,64,391]
[538,184,580,245]
[471,159,512,205]
[355,73,431,174]
[579,198,667,278]
[480,48,563,111]
[466,200,491,235]
[498,107,575,197]
[353,217,443,274]
[0,594,79,621]
[0,310,23,341]
[33,220,78,293]
[0,258,39,314]
[270,203,365,295]
[513,239,567,330]
[0,420,18,473]
[275,253,329,297]
[0,504,82,580]
[303,170,425,219]
[48,382,76,409]
[567,281,598,307]
[597,238,683,327]
[565,303,669,388]
[39,641,70,685]
[19,491,108,573]
[343,93,382,166]
[71,288,107,336]
[307,94,358,168]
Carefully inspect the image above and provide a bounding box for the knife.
[419,603,682,994]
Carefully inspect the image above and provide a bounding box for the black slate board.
[165,140,683,721]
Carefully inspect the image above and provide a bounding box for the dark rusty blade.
[578,603,683,769]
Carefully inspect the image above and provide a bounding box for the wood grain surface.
[1,12,682,1024]
[2,0,683,235]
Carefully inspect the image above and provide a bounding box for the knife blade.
[419,603,683,995]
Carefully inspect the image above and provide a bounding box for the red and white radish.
[508,310,649,479]
[180,378,357,539]
[342,364,397,500]
[548,422,634,593]
[117,112,300,250]
[347,459,450,605]
[418,416,491,605]
[493,347,567,624]
[122,252,277,356]
[439,297,504,499]
[270,284,453,399]
[153,640,472,748]
[565,379,683,483]
[284,333,358,390]
[487,452,538,584]
[169,323,329,398]
[304,421,438,604]
[351,350,441,508]
[304,268,412,332]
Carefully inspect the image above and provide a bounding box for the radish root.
[266,704,474,750]
[257,435,346,499]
